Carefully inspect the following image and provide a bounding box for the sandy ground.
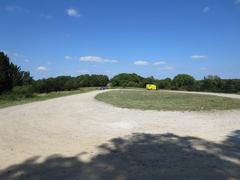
[0,90,240,180]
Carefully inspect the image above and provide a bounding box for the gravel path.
[0,90,240,179]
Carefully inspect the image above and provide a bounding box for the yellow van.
[146,84,157,90]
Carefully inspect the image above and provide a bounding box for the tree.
[222,80,238,93]
[21,71,33,85]
[201,75,223,92]
[0,52,11,93]
[89,75,109,86]
[157,78,172,89]
[0,52,33,94]
[9,63,33,87]
[141,76,155,87]
[111,73,144,87]
[172,74,195,90]
[64,78,79,90]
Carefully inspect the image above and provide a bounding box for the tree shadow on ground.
[0,131,240,180]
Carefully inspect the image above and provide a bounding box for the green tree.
[222,80,238,93]
[201,75,223,92]
[0,52,33,94]
[0,52,11,93]
[172,74,195,90]
[111,73,143,87]
[157,78,172,89]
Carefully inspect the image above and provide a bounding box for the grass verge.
[95,90,240,111]
[0,87,96,109]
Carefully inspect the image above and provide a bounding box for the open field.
[96,90,240,111]
[0,87,96,109]
[0,90,240,179]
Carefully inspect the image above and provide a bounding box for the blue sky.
[0,0,240,80]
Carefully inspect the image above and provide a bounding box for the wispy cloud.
[13,52,25,58]
[79,56,118,63]
[64,56,73,60]
[66,8,81,17]
[191,55,207,59]
[5,5,29,13]
[24,59,30,63]
[40,14,53,19]
[152,61,166,66]
[36,66,47,71]
[235,0,240,4]
[158,66,175,70]
[202,6,210,13]
[134,60,149,66]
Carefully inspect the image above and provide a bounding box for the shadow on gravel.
[0,131,240,180]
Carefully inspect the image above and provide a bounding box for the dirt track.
[0,90,240,180]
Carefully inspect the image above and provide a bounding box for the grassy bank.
[0,87,96,109]
[95,90,240,111]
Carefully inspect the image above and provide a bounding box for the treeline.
[0,52,108,97]
[1,52,240,98]
[33,74,109,93]
[7,74,109,98]
[112,73,240,93]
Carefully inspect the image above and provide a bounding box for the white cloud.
[13,52,24,58]
[134,60,149,66]
[24,59,30,63]
[153,61,166,66]
[40,14,53,19]
[203,6,210,13]
[5,5,29,13]
[64,56,73,60]
[164,66,174,70]
[79,56,118,63]
[66,8,81,17]
[158,66,175,70]
[191,55,207,59]
[235,0,240,4]
[36,66,47,71]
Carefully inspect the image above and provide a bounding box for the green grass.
[0,87,96,109]
[95,90,240,111]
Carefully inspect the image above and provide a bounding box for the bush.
[157,78,172,89]
[200,75,223,92]
[10,85,34,98]
[64,79,79,90]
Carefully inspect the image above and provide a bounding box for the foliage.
[10,85,34,99]
[156,78,172,89]
[200,75,223,92]
[76,74,109,87]
[33,74,109,93]
[111,73,144,87]
[1,51,240,95]
[0,52,33,94]
[0,52,11,93]
[172,74,196,90]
